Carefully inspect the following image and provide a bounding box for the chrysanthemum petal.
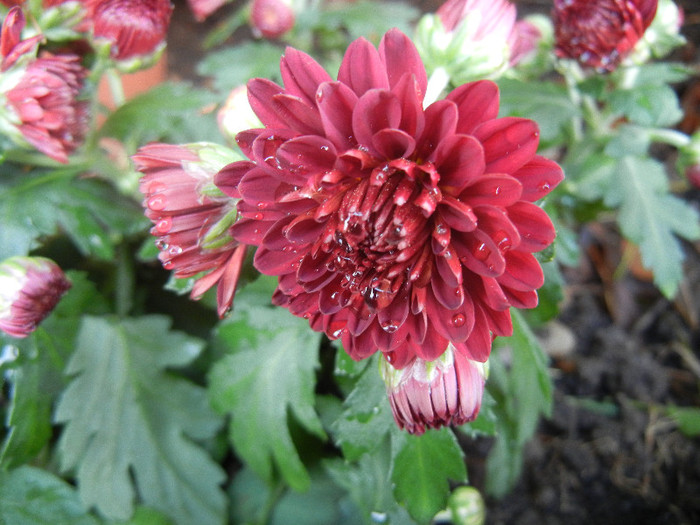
[280,47,333,105]
[316,81,359,150]
[337,37,389,96]
[379,28,427,98]
[352,89,401,150]
[447,80,500,135]
[475,117,540,173]
[433,134,485,193]
[507,201,556,252]
[511,156,564,201]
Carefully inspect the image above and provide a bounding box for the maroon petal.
[459,304,491,362]
[391,73,425,138]
[337,37,389,96]
[352,89,401,150]
[475,117,540,174]
[439,195,477,232]
[238,167,281,204]
[379,28,427,98]
[316,81,358,151]
[254,244,302,275]
[477,276,511,311]
[276,135,337,180]
[215,161,255,198]
[511,156,564,201]
[507,201,556,252]
[280,46,332,105]
[231,217,273,245]
[419,99,458,161]
[271,93,324,135]
[498,251,544,291]
[284,212,326,244]
[503,287,538,309]
[453,229,505,278]
[462,174,522,208]
[247,78,287,128]
[472,205,521,252]
[433,134,485,193]
[372,128,416,159]
[447,80,500,135]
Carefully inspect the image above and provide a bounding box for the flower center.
[317,155,441,309]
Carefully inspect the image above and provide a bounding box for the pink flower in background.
[381,344,487,434]
[134,143,246,318]
[1,7,88,163]
[88,0,173,60]
[0,256,71,338]
[249,0,295,39]
[187,0,228,21]
[218,29,563,371]
[553,0,658,71]
[437,0,516,43]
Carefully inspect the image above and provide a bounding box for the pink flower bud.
[187,0,228,22]
[381,345,487,435]
[249,0,295,39]
[0,256,71,338]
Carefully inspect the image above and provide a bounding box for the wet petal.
[379,28,427,98]
[280,47,333,105]
[316,81,358,151]
[474,117,540,174]
[446,80,500,135]
[337,37,389,96]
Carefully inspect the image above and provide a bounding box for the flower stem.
[115,243,134,318]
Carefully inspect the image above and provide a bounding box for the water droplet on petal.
[147,194,166,211]
[155,217,172,234]
[474,242,490,261]
[538,182,551,193]
[380,320,399,333]
[168,245,183,255]
[451,313,466,327]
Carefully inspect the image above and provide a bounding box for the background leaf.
[54,316,226,524]
[209,277,325,492]
[0,466,98,525]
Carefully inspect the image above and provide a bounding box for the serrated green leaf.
[54,316,226,524]
[99,82,220,144]
[0,168,146,260]
[497,78,580,143]
[609,156,700,297]
[330,357,395,461]
[197,41,284,93]
[607,84,683,127]
[209,280,325,492]
[0,272,108,468]
[0,466,98,525]
[391,428,467,524]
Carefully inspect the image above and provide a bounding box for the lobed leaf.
[208,277,325,492]
[54,316,226,524]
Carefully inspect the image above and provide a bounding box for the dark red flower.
[249,0,295,39]
[218,29,563,369]
[381,343,486,434]
[89,0,173,60]
[134,143,247,318]
[553,0,658,71]
[0,256,71,338]
[1,8,88,163]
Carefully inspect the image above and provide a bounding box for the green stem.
[115,243,134,318]
[105,68,126,108]
[644,128,691,149]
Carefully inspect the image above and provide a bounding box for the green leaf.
[618,62,692,87]
[497,78,580,144]
[317,1,419,42]
[0,466,98,525]
[606,156,700,297]
[485,310,552,497]
[391,428,467,524]
[209,279,325,492]
[0,167,145,260]
[607,84,683,127]
[1,272,108,468]
[330,356,395,461]
[197,41,284,93]
[54,316,226,524]
[666,406,700,437]
[99,82,220,144]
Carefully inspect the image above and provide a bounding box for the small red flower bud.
[0,256,71,338]
[187,0,228,22]
[553,0,658,71]
[249,0,295,39]
[89,0,173,61]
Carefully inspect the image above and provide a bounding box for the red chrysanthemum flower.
[1,7,88,163]
[134,143,247,318]
[217,29,563,369]
[88,0,173,61]
[0,256,71,338]
[380,343,487,434]
[553,0,658,71]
